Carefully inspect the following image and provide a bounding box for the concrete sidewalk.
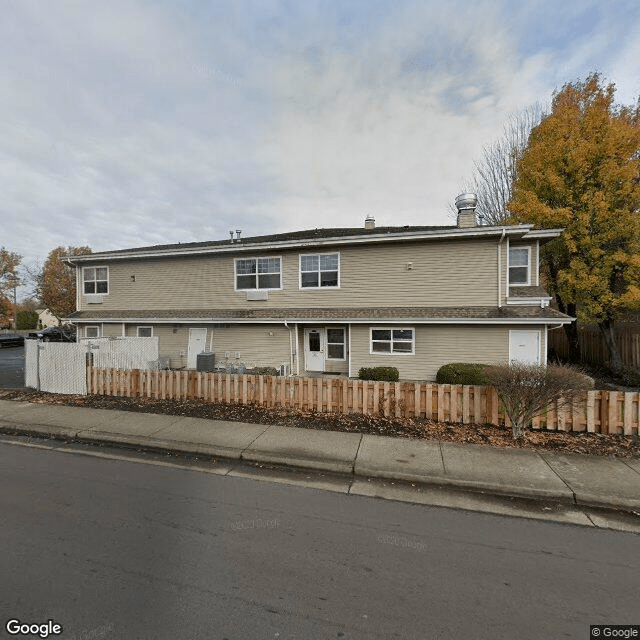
[0,399,639,513]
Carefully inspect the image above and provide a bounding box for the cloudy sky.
[2,0,639,285]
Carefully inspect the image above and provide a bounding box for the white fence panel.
[25,341,88,394]
[24,339,38,388]
[83,337,159,370]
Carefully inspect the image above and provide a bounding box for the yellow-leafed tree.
[509,73,640,371]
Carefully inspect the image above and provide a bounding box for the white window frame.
[137,326,153,337]
[369,327,415,356]
[508,246,531,286]
[234,256,283,291]
[326,327,346,361]
[299,252,340,289]
[82,266,109,295]
[85,325,100,338]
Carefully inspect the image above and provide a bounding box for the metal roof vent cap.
[364,214,375,230]
[455,193,477,228]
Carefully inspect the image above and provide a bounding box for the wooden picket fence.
[87,367,640,436]
[548,326,640,367]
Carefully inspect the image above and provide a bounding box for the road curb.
[1,421,637,515]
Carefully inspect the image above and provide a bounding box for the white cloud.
[1,0,638,298]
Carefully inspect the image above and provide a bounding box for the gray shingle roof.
[88,226,458,257]
[508,285,551,297]
[67,306,570,322]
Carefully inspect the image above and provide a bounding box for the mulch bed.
[1,388,638,459]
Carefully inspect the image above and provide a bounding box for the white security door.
[187,328,208,369]
[304,328,325,372]
[509,330,541,365]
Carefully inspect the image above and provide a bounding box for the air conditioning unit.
[196,352,216,372]
[279,363,289,376]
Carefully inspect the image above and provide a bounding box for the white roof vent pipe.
[229,231,235,243]
[455,193,477,228]
[236,229,242,241]
[364,214,375,230]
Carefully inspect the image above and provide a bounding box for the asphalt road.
[0,345,25,388]
[1,442,638,640]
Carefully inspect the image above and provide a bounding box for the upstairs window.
[235,257,281,290]
[508,247,530,285]
[83,267,108,294]
[300,253,339,288]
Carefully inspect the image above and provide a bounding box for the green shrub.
[436,362,489,385]
[358,366,400,382]
[16,309,39,330]
[251,366,279,376]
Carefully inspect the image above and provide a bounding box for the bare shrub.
[484,363,594,439]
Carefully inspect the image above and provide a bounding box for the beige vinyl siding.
[78,238,500,312]
[499,240,508,306]
[98,323,291,370]
[102,323,123,338]
[210,324,291,371]
[351,324,519,381]
[123,324,188,368]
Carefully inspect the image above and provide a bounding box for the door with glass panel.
[304,328,325,372]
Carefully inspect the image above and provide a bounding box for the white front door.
[187,328,208,369]
[509,330,541,365]
[304,328,325,372]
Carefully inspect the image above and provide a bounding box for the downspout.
[497,228,506,308]
[295,323,300,375]
[348,323,352,377]
[284,321,293,376]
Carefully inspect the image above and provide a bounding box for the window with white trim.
[83,267,108,294]
[370,328,415,354]
[85,325,100,338]
[300,253,339,288]
[326,328,345,359]
[508,247,530,285]
[137,326,153,337]
[235,257,281,290]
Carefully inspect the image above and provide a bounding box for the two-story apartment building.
[65,197,572,380]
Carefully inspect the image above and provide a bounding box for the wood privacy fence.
[87,367,640,436]
[548,326,640,367]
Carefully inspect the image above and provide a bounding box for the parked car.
[0,332,25,348]
[27,326,76,342]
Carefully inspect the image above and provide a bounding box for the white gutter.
[497,228,506,308]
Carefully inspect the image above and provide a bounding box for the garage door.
[509,330,541,365]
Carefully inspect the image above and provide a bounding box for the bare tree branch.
[453,103,546,225]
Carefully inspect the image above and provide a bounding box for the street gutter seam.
[351,434,365,476]
[239,423,274,460]
[439,442,447,475]
[621,459,640,477]
[537,452,578,505]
